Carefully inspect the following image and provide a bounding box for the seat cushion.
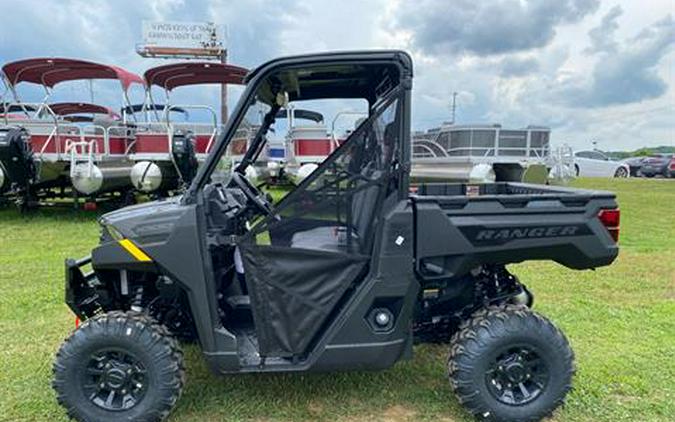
[291,226,343,252]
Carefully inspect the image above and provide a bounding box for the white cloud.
[0,0,672,150]
[392,0,600,56]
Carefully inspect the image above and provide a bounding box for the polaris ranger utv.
[55,51,620,422]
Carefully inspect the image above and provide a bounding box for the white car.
[574,150,630,178]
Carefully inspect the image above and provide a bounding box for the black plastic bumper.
[65,256,100,320]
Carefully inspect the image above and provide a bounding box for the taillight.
[598,208,620,242]
[669,159,675,170]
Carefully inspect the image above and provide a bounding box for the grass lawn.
[0,178,673,421]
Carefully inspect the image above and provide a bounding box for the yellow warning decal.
[118,239,152,262]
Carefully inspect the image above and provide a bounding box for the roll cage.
[185,50,413,202]
[208,52,413,358]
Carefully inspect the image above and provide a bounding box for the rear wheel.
[448,305,574,422]
[53,311,185,422]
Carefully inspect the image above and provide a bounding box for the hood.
[100,196,187,244]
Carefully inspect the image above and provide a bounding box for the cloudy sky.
[0,0,672,151]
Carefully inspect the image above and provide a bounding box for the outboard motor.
[0,127,36,192]
[171,130,198,186]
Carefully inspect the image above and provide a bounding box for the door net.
[248,95,400,254]
[238,93,401,358]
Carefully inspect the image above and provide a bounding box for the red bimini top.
[2,58,145,91]
[144,62,248,91]
[48,102,121,120]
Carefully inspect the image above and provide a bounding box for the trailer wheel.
[53,311,185,422]
[448,305,574,422]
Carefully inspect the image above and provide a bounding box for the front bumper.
[65,256,100,319]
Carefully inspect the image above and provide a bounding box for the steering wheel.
[230,172,277,219]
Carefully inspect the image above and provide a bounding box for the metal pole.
[220,49,228,125]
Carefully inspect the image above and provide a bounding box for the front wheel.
[53,311,185,422]
[448,305,574,422]
[614,167,629,178]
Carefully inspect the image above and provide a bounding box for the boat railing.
[166,105,220,155]
[480,145,551,159]
[134,122,170,132]
[80,125,110,156]
[38,123,81,160]
[165,105,217,126]
[2,104,136,161]
[204,125,228,155]
[1,102,59,125]
[120,124,139,155]
[39,125,60,159]
[412,140,551,161]
[412,143,444,158]
[106,125,136,155]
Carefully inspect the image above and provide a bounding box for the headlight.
[102,224,124,242]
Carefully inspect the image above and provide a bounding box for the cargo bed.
[411,182,620,279]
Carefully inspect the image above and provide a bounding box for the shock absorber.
[131,285,145,312]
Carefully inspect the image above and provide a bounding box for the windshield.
[209,99,272,184]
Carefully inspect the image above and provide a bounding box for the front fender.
[92,240,158,272]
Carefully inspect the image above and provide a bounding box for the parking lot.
[0,177,672,422]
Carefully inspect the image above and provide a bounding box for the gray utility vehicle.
[55,51,620,422]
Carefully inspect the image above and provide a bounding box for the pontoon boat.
[0,58,144,205]
[130,62,247,194]
[411,124,551,183]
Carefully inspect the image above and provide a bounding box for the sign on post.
[137,21,225,58]
[136,21,229,123]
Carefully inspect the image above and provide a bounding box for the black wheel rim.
[82,349,147,411]
[485,345,549,406]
